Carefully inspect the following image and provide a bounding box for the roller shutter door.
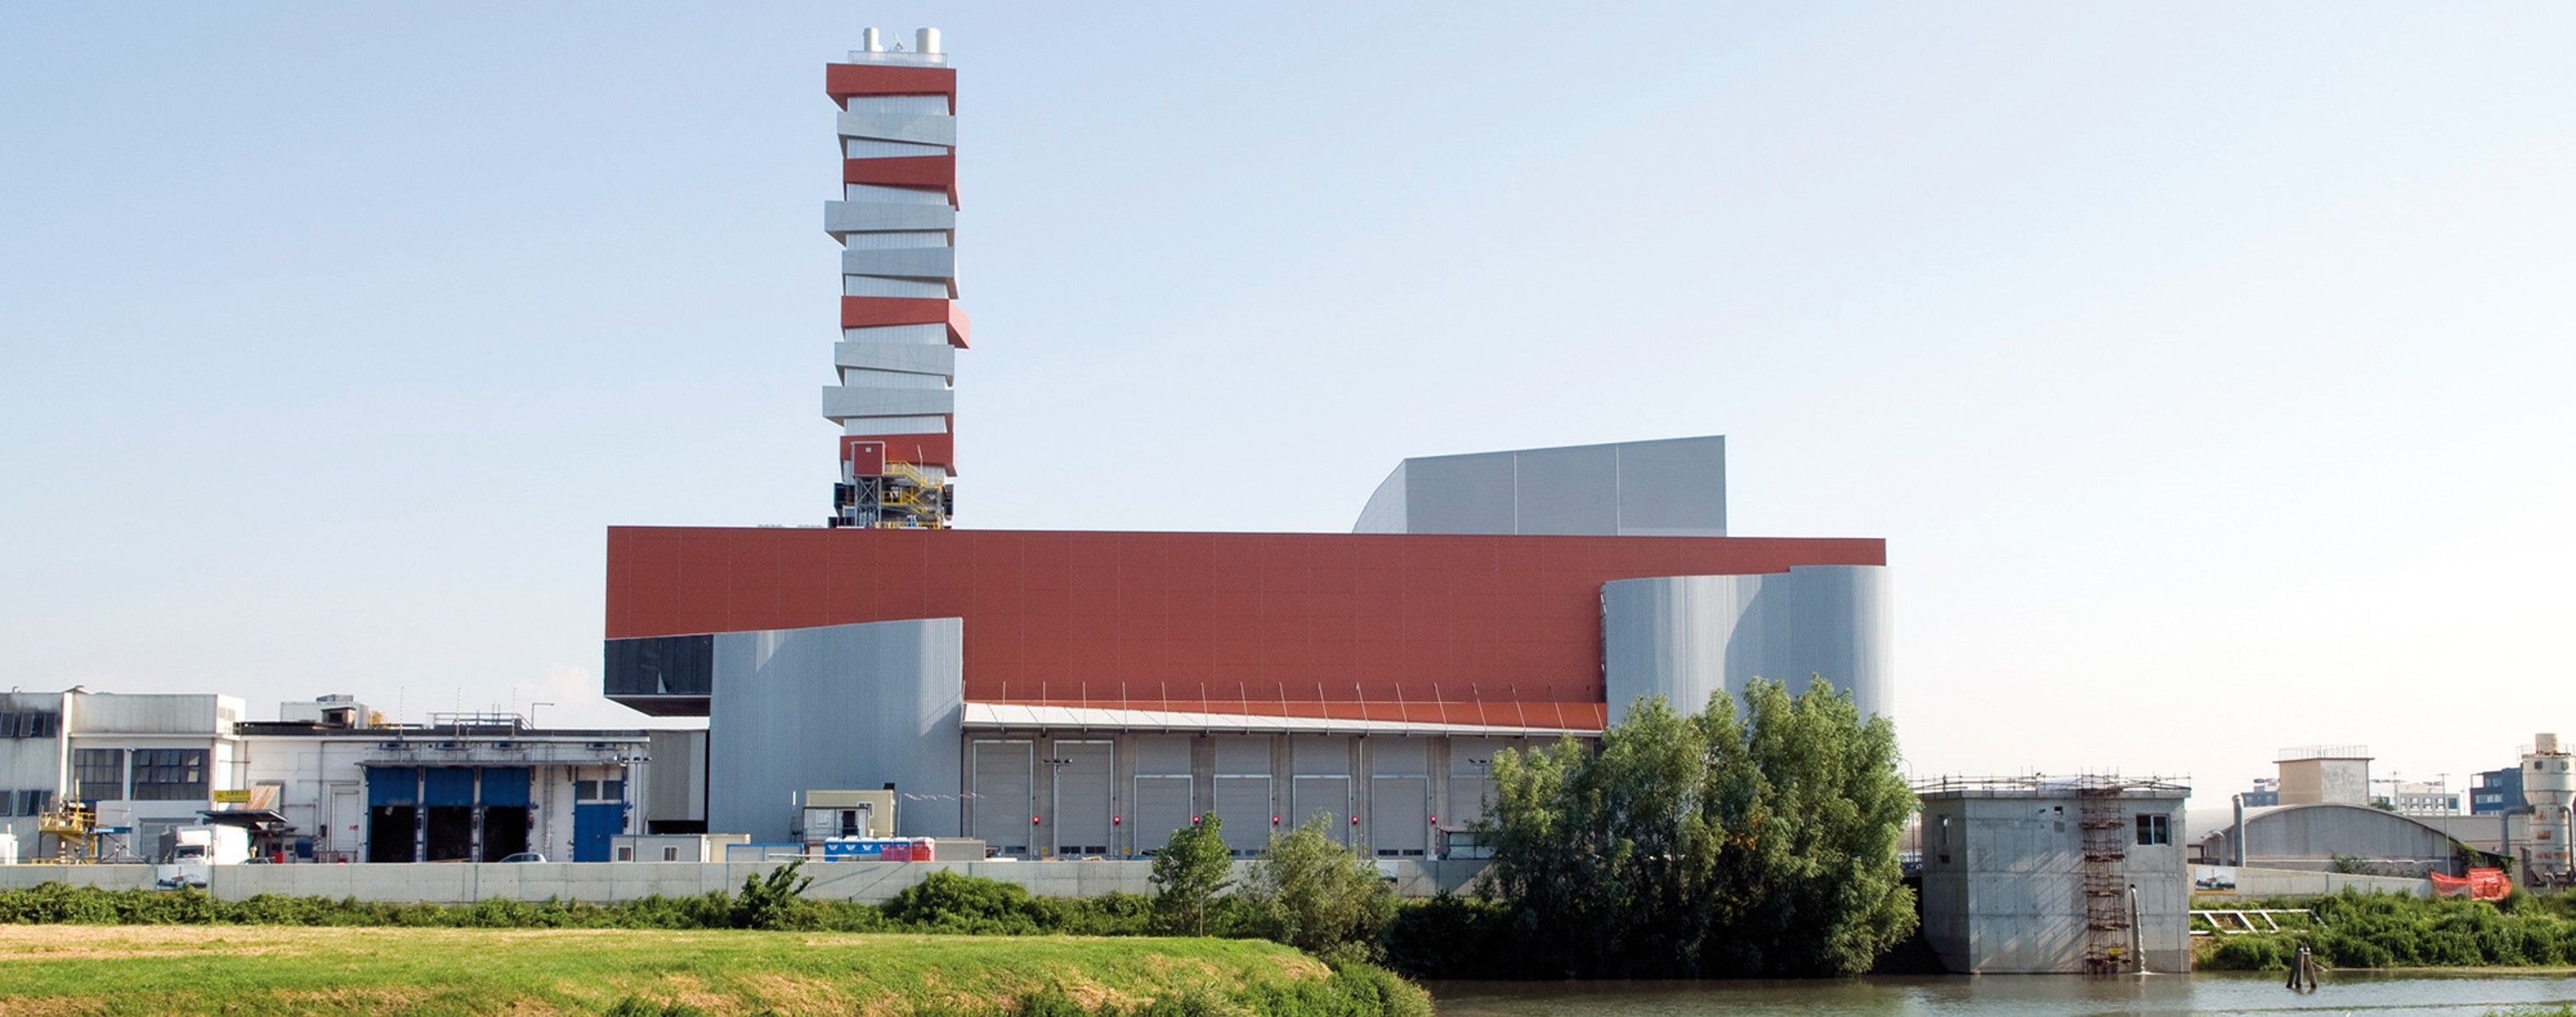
[1293,776,1353,846]
[1052,740,1113,857]
[971,740,1033,856]
[1371,776,1428,856]
[1213,776,1272,855]
[1134,777,1194,853]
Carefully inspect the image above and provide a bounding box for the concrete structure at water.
[1917,775,2191,975]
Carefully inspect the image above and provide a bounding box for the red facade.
[606,528,1884,728]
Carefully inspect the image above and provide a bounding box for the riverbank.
[2194,890,2576,972]
[0,924,1431,1016]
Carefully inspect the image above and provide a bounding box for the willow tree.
[1479,678,1915,977]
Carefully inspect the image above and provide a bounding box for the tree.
[1479,678,1916,977]
[1245,814,1396,963]
[1150,811,1235,936]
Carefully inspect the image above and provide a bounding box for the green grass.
[0,924,1428,1017]
[2195,889,2576,971]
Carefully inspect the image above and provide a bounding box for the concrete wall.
[1602,566,1892,721]
[0,858,1481,904]
[2214,865,2433,899]
[709,618,965,841]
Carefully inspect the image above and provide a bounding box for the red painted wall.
[606,528,1882,727]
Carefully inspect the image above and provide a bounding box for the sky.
[4,3,2573,806]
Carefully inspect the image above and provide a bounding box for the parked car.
[496,852,547,863]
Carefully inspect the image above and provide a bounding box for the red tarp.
[2430,867,2510,900]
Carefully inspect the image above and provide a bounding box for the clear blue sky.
[5,3,2571,804]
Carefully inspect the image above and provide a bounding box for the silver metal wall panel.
[841,95,953,117]
[840,416,949,436]
[843,324,952,345]
[836,369,949,390]
[1291,737,1349,775]
[834,342,954,378]
[1051,740,1113,855]
[1370,738,1427,776]
[840,231,953,252]
[1601,565,1892,722]
[821,385,955,418]
[1371,776,1428,856]
[842,138,949,159]
[844,182,952,206]
[825,201,957,236]
[971,740,1033,854]
[1351,463,1408,534]
[844,275,953,299]
[842,246,956,278]
[1215,739,1271,775]
[837,109,957,146]
[705,618,965,841]
[1351,435,1728,537]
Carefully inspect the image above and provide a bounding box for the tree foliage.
[1245,815,1397,964]
[1151,811,1236,935]
[1479,678,1916,977]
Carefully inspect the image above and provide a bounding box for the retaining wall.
[0,858,1488,905]
[2215,866,2433,900]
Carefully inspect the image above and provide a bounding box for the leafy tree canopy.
[1479,678,1916,977]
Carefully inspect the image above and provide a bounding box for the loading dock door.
[1134,776,1193,853]
[364,767,420,863]
[572,803,623,862]
[1370,776,1428,856]
[1051,740,1113,857]
[1293,776,1353,846]
[1213,776,1272,856]
[971,740,1033,857]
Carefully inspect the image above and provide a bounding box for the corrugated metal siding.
[971,740,1031,854]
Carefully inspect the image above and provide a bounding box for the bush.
[1243,817,1396,966]
[1151,812,1236,936]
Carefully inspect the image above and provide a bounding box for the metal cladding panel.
[1370,738,1427,776]
[826,63,957,111]
[843,440,888,477]
[1133,736,1192,775]
[705,618,965,841]
[837,109,957,146]
[1405,453,1520,534]
[424,768,475,807]
[838,296,969,348]
[822,383,955,418]
[1292,775,1353,845]
[1365,435,1729,537]
[1511,444,1619,535]
[1613,436,1728,535]
[842,246,957,280]
[841,431,955,472]
[844,154,957,206]
[605,529,1886,728]
[825,201,958,235]
[1352,463,1408,534]
[366,766,418,806]
[1602,565,1892,721]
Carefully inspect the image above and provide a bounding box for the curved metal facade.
[1600,565,1892,721]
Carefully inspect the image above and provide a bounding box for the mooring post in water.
[2282,943,2318,992]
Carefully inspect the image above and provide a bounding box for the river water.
[1430,972,2576,1016]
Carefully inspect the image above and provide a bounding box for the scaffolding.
[2078,783,2131,974]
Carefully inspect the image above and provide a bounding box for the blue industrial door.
[572,802,625,862]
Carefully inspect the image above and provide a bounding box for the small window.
[2135,814,2171,846]
[576,780,599,800]
[616,846,634,861]
[601,780,624,800]
[663,846,679,861]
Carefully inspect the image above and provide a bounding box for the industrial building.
[1,689,681,864]
[596,33,1897,859]
[1916,775,2191,975]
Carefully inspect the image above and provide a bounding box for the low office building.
[2,689,693,864]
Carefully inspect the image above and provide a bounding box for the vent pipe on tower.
[917,27,941,55]
[862,27,882,52]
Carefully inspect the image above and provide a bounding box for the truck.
[155,824,251,889]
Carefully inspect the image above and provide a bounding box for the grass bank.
[2196,890,2576,971]
[0,924,1430,1017]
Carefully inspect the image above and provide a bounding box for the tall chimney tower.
[822,29,960,528]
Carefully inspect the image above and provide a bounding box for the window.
[75,749,123,801]
[0,711,61,738]
[2135,813,2171,846]
[617,846,634,862]
[576,780,598,800]
[22,790,52,816]
[662,846,679,861]
[131,749,208,801]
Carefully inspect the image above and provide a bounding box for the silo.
[2521,733,2574,876]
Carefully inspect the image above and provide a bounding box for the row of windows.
[0,711,62,739]
[0,790,57,817]
[71,748,210,801]
[574,780,625,803]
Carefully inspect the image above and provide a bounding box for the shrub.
[732,858,817,930]
[1151,812,1236,936]
[1242,817,1396,966]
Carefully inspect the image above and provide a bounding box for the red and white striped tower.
[823,27,962,528]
